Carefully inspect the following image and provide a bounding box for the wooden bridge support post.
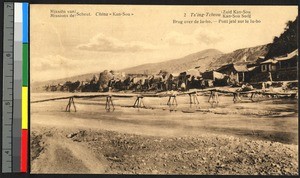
[167,95,177,106]
[233,93,242,103]
[208,91,219,106]
[65,97,76,112]
[189,93,199,105]
[133,96,145,108]
[167,96,171,105]
[250,93,256,102]
[208,91,213,103]
[233,93,237,103]
[105,96,115,111]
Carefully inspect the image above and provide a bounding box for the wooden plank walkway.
[31,89,297,103]
[31,87,297,112]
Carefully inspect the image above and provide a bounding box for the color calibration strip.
[14,2,29,173]
[2,2,28,173]
[21,2,28,173]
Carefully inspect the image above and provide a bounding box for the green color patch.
[22,43,28,86]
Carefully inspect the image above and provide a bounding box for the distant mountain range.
[31,44,270,92]
[122,44,270,74]
[122,49,223,74]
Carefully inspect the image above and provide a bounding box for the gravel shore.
[31,128,298,175]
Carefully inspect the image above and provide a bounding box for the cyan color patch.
[22,3,28,43]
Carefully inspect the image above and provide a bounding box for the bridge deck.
[31,88,297,104]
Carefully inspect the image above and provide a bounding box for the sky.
[30,5,298,82]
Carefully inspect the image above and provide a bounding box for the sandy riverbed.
[30,92,298,175]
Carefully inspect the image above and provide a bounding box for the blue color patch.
[22,3,28,43]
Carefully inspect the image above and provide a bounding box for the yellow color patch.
[22,87,28,129]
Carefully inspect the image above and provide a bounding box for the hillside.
[122,49,223,74]
[209,44,271,68]
[122,45,270,74]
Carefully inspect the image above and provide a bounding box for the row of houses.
[101,49,297,90]
[50,49,296,92]
[201,49,298,85]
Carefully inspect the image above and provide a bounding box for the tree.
[265,16,298,59]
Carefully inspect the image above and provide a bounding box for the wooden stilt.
[137,98,140,107]
[208,91,219,107]
[192,93,199,104]
[172,96,177,106]
[167,95,177,106]
[208,91,213,103]
[139,97,145,108]
[193,95,196,104]
[133,97,138,108]
[189,94,192,104]
[66,97,76,112]
[110,96,115,111]
[65,98,71,112]
[233,92,242,103]
[214,92,219,103]
[195,94,199,104]
[105,96,114,111]
[233,93,237,103]
[105,96,109,110]
[189,93,199,108]
[250,93,255,102]
[133,96,145,108]
[167,96,171,106]
[71,97,76,112]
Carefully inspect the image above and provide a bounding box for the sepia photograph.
[30,5,298,175]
